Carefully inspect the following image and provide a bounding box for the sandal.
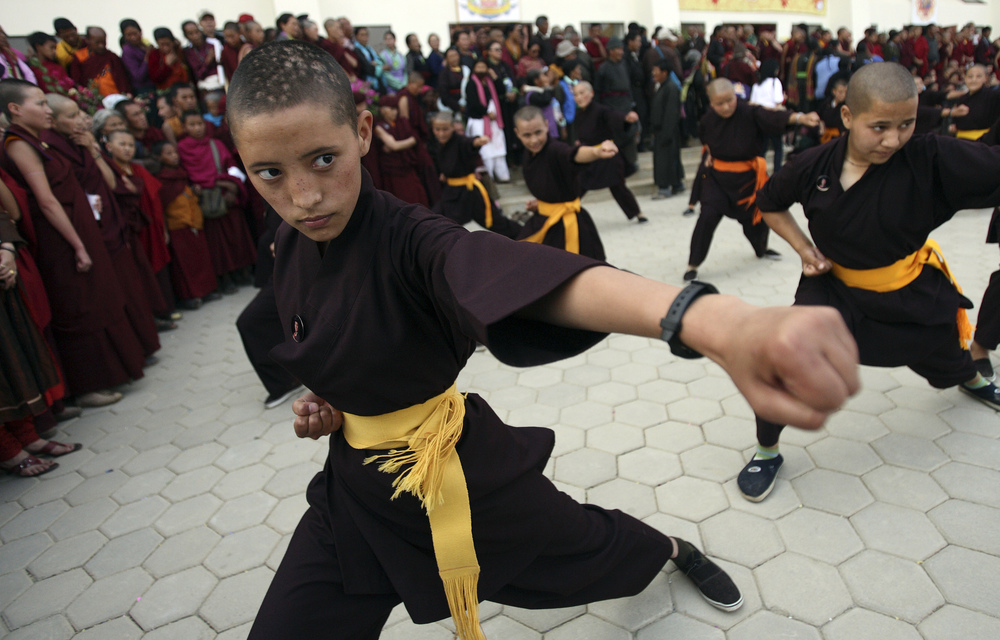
[2,455,58,477]
[26,440,83,458]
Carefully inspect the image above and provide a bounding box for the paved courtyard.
[2,150,1000,639]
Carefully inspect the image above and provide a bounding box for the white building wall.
[4,0,1000,55]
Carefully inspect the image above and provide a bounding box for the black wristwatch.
[659,281,719,359]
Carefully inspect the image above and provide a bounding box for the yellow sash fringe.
[342,384,485,640]
[820,127,841,144]
[830,239,974,348]
[521,198,581,253]
[712,157,769,224]
[447,174,493,228]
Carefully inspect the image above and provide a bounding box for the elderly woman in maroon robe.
[1,79,147,407]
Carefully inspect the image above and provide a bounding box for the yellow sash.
[521,198,581,254]
[342,384,484,640]
[820,127,841,144]
[955,128,989,141]
[711,157,769,224]
[447,174,493,228]
[830,239,974,348]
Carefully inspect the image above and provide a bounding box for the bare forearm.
[761,210,813,254]
[93,155,117,190]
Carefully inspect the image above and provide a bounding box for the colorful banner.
[678,0,827,15]
[456,0,522,23]
[912,0,937,25]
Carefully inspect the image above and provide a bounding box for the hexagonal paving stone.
[805,437,882,476]
[587,423,644,455]
[516,367,562,389]
[938,406,1000,438]
[823,608,922,640]
[701,510,784,567]
[642,513,702,549]
[754,552,851,625]
[536,383,586,408]
[204,525,281,578]
[923,546,1000,617]
[99,495,170,538]
[142,616,215,640]
[636,379,688,405]
[111,468,176,504]
[862,464,949,511]
[72,616,143,639]
[587,479,657,519]
[850,502,946,561]
[559,402,612,429]
[883,388,954,416]
[0,500,68,542]
[199,565,274,631]
[65,566,153,630]
[841,549,945,622]
[658,361,707,384]
[686,376,738,401]
[637,612,724,639]
[842,391,896,416]
[214,440,273,472]
[143,526,221,578]
[828,410,897,444]
[931,461,1000,509]
[587,381,637,406]
[4,568,92,629]
[0,533,52,575]
[617,448,681,486]
[544,613,630,640]
[84,528,163,579]
[928,500,1000,555]
[587,348,630,369]
[587,572,671,632]
[679,444,744,483]
[506,403,560,427]
[655,476,728,522]
[775,508,863,565]
[871,433,949,472]
[666,397,722,425]
[3,615,75,640]
[613,400,667,428]
[563,364,611,387]
[131,566,218,630]
[936,431,1000,468]
[792,468,874,516]
[549,425,585,458]
[553,448,617,489]
[27,530,106,579]
[728,610,820,640]
[918,604,1000,640]
[502,605,585,632]
[160,466,225,502]
[154,493,223,536]
[610,362,658,386]
[702,416,757,451]
[486,386,537,411]
[212,463,276,501]
[645,421,704,453]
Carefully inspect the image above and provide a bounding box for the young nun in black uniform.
[428,111,522,239]
[225,41,860,640]
[512,105,608,260]
[684,78,820,282]
[571,81,647,223]
[738,62,1000,503]
[967,115,1000,379]
[952,64,1000,141]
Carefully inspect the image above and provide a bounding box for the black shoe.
[682,207,696,217]
[974,357,996,381]
[672,539,743,611]
[155,318,177,332]
[683,269,698,282]
[737,454,783,502]
[219,279,238,295]
[760,249,782,261]
[203,291,223,302]
[636,215,649,224]
[264,385,304,410]
[177,298,203,310]
[959,382,1000,411]
[673,183,686,194]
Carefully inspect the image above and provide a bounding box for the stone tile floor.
[2,150,1000,638]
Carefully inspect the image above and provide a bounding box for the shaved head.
[575,81,593,94]
[432,111,455,125]
[706,78,734,99]
[45,93,76,115]
[514,105,544,125]
[845,62,917,115]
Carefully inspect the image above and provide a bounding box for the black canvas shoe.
[959,382,1000,411]
[737,454,783,502]
[974,357,996,381]
[761,248,782,261]
[682,207,696,217]
[672,539,743,611]
[683,269,698,282]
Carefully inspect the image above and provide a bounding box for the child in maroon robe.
[105,130,177,326]
[153,141,220,308]
[176,111,256,293]
[373,94,428,206]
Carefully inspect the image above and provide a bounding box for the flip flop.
[29,441,83,458]
[2,455,59,477]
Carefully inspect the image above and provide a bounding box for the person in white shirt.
[748,59,785,170]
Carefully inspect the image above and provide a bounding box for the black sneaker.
[672,538,743,611]
[737,454,783,502]
[974,357,996,381]
[760,249,782,261]
[264,385,304,410]
[682,207,697,217]
[683,269,698,282]
[959,382,1000,411]
[636,215,650,224]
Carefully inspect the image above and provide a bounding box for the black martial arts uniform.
[688,99,791,268]
[248,170,670,639]
[430,133,521,239]
[971,119,1000,351]
[574,102,642,220]
[955,87,1000,139]
[752,133,1000,446]
[516,138,607,261]
[650,80,684,193]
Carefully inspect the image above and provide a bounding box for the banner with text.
[457,0,522,23]
[678,0,827,15]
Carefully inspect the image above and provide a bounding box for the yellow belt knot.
[830,239,974,349]
[955,128,989,141]
[521,198,581,253]
[447,174,493,229]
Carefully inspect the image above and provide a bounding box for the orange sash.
[820,127,841,144]
[711,156,769,224]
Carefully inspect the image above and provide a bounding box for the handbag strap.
[208,139,223,175]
